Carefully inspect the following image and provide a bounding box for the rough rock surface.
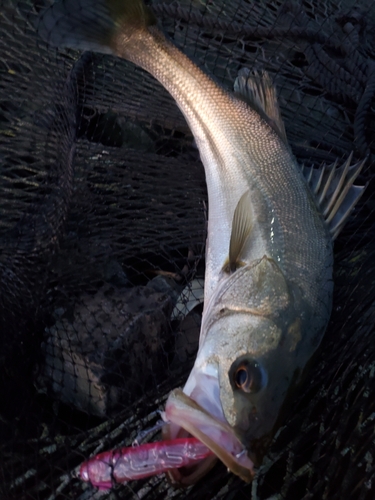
[38,283,174,416]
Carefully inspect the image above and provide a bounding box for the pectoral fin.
[225,190,253,273]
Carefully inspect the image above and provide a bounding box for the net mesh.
[1,0,375,499]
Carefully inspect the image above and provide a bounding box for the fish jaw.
[163,384,255,484]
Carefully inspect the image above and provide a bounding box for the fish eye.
[232,359,267,393]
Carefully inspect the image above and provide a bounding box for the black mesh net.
[1,0,375,499]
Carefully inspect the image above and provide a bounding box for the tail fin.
[37,0,156,54]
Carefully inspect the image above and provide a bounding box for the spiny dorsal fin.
[234,68,288,145]
[301,153,367,240]
[225,190,253,273]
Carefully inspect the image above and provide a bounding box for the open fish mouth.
[162,388,255,484]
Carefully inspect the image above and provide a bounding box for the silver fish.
[37,0,365,484]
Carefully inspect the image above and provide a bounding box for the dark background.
[1,0,375,498]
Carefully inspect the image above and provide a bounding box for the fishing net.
[1,0,375,498]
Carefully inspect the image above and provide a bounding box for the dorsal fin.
[223,190,253,273]
[234,68,288,145]
[301,153,367,239]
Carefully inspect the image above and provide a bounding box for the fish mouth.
[162,388,255,485]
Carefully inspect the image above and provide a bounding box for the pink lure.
[79,437,213,489]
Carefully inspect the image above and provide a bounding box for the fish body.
[37,0,365,484]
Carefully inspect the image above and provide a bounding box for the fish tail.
[37,0,156,54]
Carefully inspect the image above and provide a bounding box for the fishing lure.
[79,437,213,489]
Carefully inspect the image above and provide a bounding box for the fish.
[37,0,366,485]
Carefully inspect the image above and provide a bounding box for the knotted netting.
[1,0,375,499]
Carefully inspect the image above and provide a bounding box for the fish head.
[164,257,314,483]
[205,312,302,460]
